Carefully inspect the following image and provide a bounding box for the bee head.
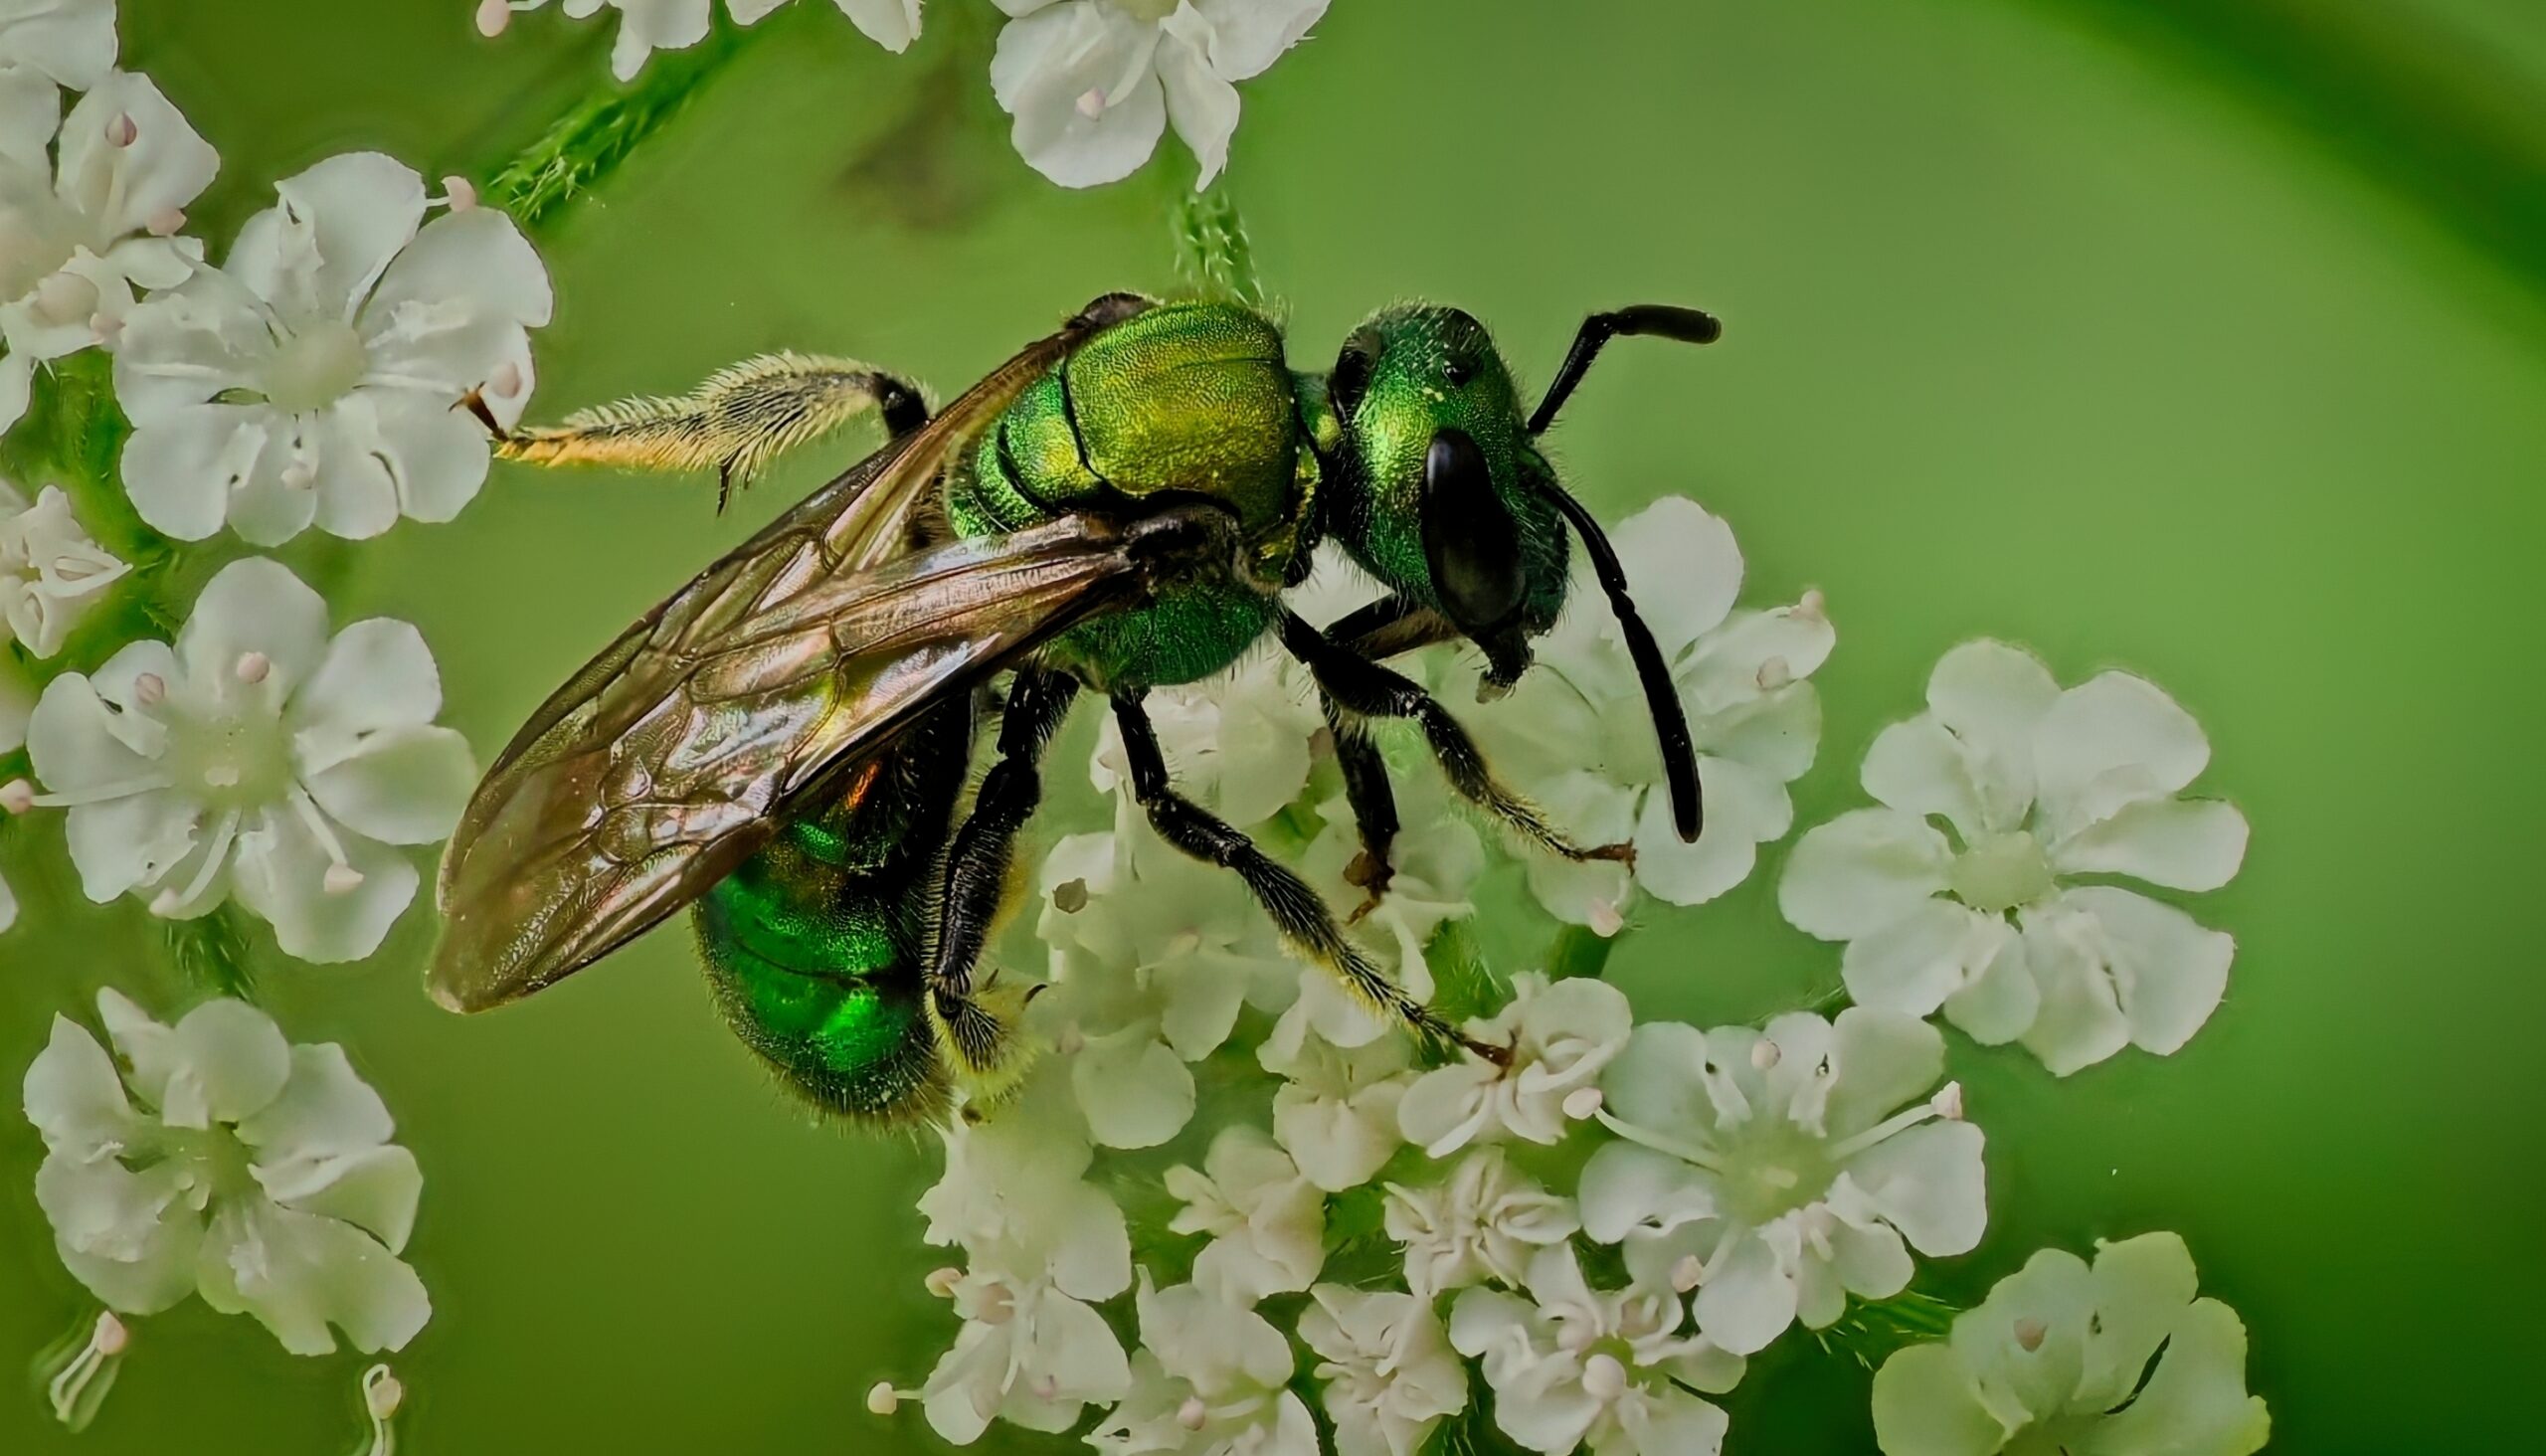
[1322,301,1724,841]
[1324,304,1560,688]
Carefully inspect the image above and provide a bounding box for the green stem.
[1546,921,1617,981]
[164,907,259,1003]
[482,20,761,234]
[1173,183,1265,308]
[1809,1287,1961,1370]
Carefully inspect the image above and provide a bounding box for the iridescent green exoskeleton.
[431,291,1718,1125]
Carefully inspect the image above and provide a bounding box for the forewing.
[432,296,1154,1012]
[431,516,1145,1011]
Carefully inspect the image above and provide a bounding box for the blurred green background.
[5,0,2543,1450]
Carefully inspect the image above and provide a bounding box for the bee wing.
[432,296,1155,1012]
[430,514,1151,1012]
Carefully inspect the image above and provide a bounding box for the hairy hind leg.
[925,666,1079,1079]
[464,354,929,510]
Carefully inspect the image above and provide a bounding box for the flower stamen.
[43,1312,127,1431]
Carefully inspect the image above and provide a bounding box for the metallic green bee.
[430,292,1718,1124]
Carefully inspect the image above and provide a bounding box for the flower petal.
[365,202,552,332]
[2073,1231,2198,1410]
[2051,797,2249,892]
[249,153,425,321]
[1602,495,1743,661]
[1631,754,1791,906]
[1871,1342,2005,1456]
[235,1041,392,1171]
[56,74,218,240]
[1578,1141,1715,1243]
[195,1195,431,1355]
[158,996,293,1128]
[35,1152,203,1314]
[992,4,1169,188]
[230,811,419,965]
[1156,30,1241,188]
[175,557,330,692]
[1824,1006,1947,1141]
[366,390,496,524]
[1926,639,2059,752]
[1187,0,1329,80]
[1692,1226,1798,1356]
[1839,899,2012,1023]
[828,0,925,52]
[119,403,286,541]
[1845,1121,1987,1256]
[2091,1297,2271,1455]
[2030,670,2210,840]
[1862,714,1995,840]
[1780,808,1952,940]
[2067,885,2236,1059]
[291,617,444,748]
[1072,1028,1195,1150]
[23,1014,135,1156]
[302,725,475,845]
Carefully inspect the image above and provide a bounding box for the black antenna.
[1528,305,1722,436]
[1537,484,1703,842]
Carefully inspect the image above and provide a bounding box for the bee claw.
[1586,839,1637,869]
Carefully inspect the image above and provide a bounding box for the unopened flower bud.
[865,1382,900,1416]
[1,779,35,815]
[235,651,271,684]
[1580,1353,1628,1401]
[324,864,366,896]
[1177,1395,1208,1432]
[34,272,97,325]
[1561,1086,1603,1121]
[2013,1317,2047,1353]
[104,112,136,147]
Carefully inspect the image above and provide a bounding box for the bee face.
[1326,305,1569,683]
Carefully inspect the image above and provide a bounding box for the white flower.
[0,71,217,431]
[1089,1277,1318,1456]
[1778,639,2249,1075]
[1298,1284,1466,1456]
[1449,1243,1744,1456]
[915,1252,1132,1444]
[1465,496,1832,933]
[3,649,30,931]
[0,0,116,92]
[1382,1146,1577,1300]
[113,151,551,545]
[1578,1008,1985,1358]
[1396,972,1630,1158]
[916,1060,1132,1300]
[990,0,1330,190]
[1166,1125,1324,1301]
[1033,815,1296,1149]
[1258,1009,1413,1193]
[22,990,430,1355]
[1870,1232,2269,1456]
[483,1,921,79]
[14,557,477,962]
[1091,645,1322,828]
[1,478,126,656]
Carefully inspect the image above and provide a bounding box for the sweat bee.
[430,292,1719,1124]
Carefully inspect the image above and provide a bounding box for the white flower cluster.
[874,498,2266,1455]
[1,0,553,1415]
[477,0,1335,191]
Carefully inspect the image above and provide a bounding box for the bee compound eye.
[1330,327,1382,421]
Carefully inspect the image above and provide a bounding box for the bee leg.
[1329,719,1397,924]
[1110,692,1500,1064]
[1279,611,1630,868]
[927,666,1080,1076]
[487,354,928,508]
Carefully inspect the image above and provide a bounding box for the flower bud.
[1177,1395,1208,1432]
[1581,1353,1628,1401]
[865,1382,900,1416]
[1561,1087,1604,1121]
